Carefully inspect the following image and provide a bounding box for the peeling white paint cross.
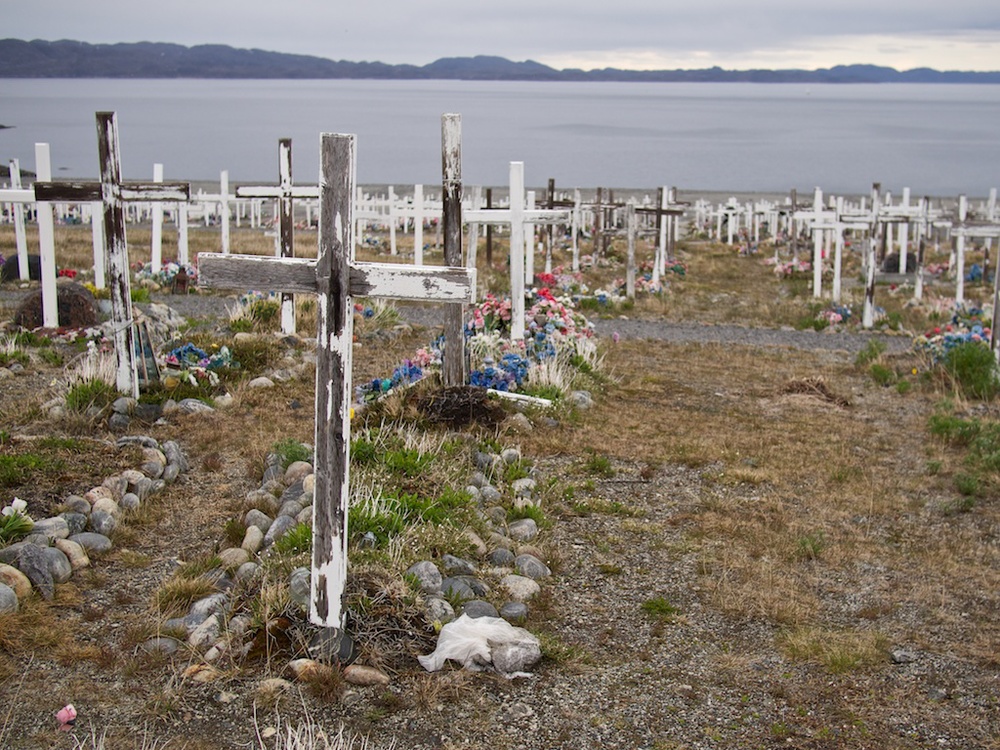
[198,133,476,629]
[33,112,190,397]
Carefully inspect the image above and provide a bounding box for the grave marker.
[237,140,319,335]
[465,162,571,340]
[199,133,475,628]
[33,112,190,396]
[0,159,33,282]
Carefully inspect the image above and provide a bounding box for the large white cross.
[465,162,571,340]
[33,112,190,396]
[236,139,319,335]
[199,132,475,628]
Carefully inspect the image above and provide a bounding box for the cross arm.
[34,181,190,203]
[198,252,476,304]
[0,188,34,203]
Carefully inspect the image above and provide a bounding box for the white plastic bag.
[418,614,541,677]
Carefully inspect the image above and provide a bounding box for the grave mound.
[417,385,507,428]
[12,280,99,329]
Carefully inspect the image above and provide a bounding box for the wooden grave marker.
[465,162,571,340]
[1,159,32,283]
[33,112,190,396]
[199,133,475,628]
[237,140,319,335]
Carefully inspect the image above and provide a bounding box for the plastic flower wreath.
[1,497,33,543]
[162,342,237,387]
[913,302,993,361]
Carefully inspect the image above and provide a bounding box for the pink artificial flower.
[56,704,77,731]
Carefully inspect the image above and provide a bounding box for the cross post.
[33,112,190,396]
[236,139,319,335]
[198,132,475,628]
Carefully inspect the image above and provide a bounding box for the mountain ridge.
[1,39,998,83]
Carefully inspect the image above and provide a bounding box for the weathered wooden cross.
[193,170,237,253]
[33,113,190,394]
[199,133,475,628]
[466,162,571,340]
[236,139,320,335]
[0,159,32,284]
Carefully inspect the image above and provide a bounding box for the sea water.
[0,79,997,196]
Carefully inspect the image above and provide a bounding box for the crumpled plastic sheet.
[418,613,541,678]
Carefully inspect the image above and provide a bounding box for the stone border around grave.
[0,435,188,611]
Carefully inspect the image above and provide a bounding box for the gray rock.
[279,479,306,504]
[424,596,455,625]
[501,574,541,602]
[141,461,164,479]
[189,593,229,623]
[42,546,72,583]
[133,403,164,424]
[480,486,502,504]
[284,462,313,484]
[23,533,50,547]
[469,471,488,489]
[234,562,261,583]
[112,396,137,414]
[492,638,542,676]
[139,636,180,656]
[218,547,250,569]
[511,478,536,498]
[119,493,140,512]
[59,512,88,536]
[405,561,442,594]
[569,390,594,409]
[442,554,477,576]
[500,448,521,465]
[116,437,157,452]
[278,500,303,518]
[162,463,181,484]
[101,475,128,500]
[162,440,189,472]
[68,532,112,553]
[485,506,507,526]
[262,464,284,484]
[462,600,499,619]
[31,516,70,541]
[54,539,90,571]
[474,451,500,473]
[108,413,131,432]
[487,548,516,567]
[514,554,551,579]
[500,601,529,623]
[0,582,18,614]
[62,496,90,514]
[89,510,117,536]
[246,490,280,515]
[247,376,275,389]
[464,485,482,502]
[177,398,215,414]
[241,525,264,554]
[263,515,298,547]
[134,477,155,500]
[244,509,273,534]
[440,577,476,602]
[507,413,533,432]
[891,649,919,664]
[289,567,311,609]
[188,613,221,651]
[13,543,54,600]
[295,505,313,525]
[508,518,539,542]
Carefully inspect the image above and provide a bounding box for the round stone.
[501,574,541,602]
[514,553,551,580]
[68,532,113,554]
[508,518,539,542]
[462,600,499,619]
[119,493,140,511]
[487,548,516,567]
[89,510,117,536]
[0,563,32,599]
[218,547,250,569]
[0,583,18,614]
[54,539,90,571]
[43,547,73,583]
[500,601,529,623]
[32,516,70,541]
[405,561,442,594]
[424,595,455,625]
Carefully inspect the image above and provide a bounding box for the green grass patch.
[64,379,118,412]
[641,596,679,619]
[942,342,999,400]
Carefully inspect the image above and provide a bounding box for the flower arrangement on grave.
[355,337,441,402]
[133,260,198,290]
[764,257,812,277]
[466,293,513,337]
[57,268,78,279]
[913,302,993,361]
[161,342,237,387]
[816,305,852,327]
[924,263,949,278]
[1,497,33,544]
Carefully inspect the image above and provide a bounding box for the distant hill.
[1,39,998,83]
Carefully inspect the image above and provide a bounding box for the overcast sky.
[6,1,1000,72]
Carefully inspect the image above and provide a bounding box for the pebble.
[89,510,118,536]
[289,567,311,609]
[60,512,88,535]
[91,497,121,518]
[500,601,529,623]
[235,562,261,583]
[424,596,455,624]
[188,614,222,651]
[139,636,180,656]
[501,448,522,464]
[62,496,90,514]
[119,493,140,511]
[14,544,54,600]
[487,548,516,567]
[241,525,264,553]
[248,376,275,389]
[263,515,298,547]
[284,461,313,483]
[286,658,336,682]
[244,508,274,533]
[442,554,477,576]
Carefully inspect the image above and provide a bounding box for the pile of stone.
[0,436,187,613]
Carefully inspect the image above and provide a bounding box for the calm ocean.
[0,79,998,197]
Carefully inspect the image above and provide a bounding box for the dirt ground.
[1,267,999,749]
